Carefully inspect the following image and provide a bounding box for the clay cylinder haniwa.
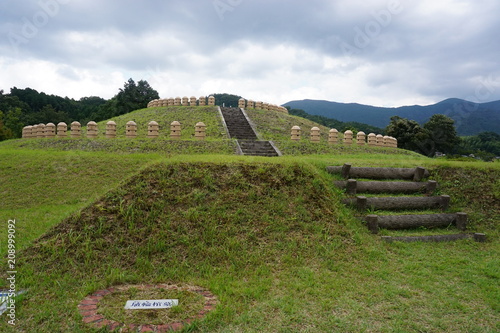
[57,122,68,138]
[106,121,117,138]
[195,122,206,140]
[344,130,353,145]
[86,121,98,138]
[291,126,301,141]
[170,121,181,139]
[148,121,159,138]
[126,121,137,138]
[71,121,82,138]
[329,128,338,144]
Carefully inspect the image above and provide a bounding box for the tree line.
[0,78,159,140]
[386,115,500,160]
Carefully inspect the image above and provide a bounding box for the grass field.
[0,106,499,332]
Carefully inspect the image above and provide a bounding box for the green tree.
[93,79,159,120]
[0,111,14,141]
[423,114,460,155]
[3,107,24,138]
[477,131,500,143]
[115,79,159,116]
[212,93,242,107]
[77,96,107,123]
[385,116,430,154]
[457,132,500,157]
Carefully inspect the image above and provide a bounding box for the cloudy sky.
[1,0,499,107]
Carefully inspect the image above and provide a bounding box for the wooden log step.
[343,195,450,211]
[366,212,467,233]
[334,179,437,194]
[381,233,486,243]
[326,164,430,181]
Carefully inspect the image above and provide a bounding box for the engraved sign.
[124,299,179,310]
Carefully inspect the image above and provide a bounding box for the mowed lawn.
[0,148,161,255]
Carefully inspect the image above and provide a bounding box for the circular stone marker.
[78,284,217,332]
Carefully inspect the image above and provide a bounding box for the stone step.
[221,106,258,140]
[244,153,279,157]
[239,140,279,157]
[221,107,279,157]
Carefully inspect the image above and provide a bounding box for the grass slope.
[96,106,228,139]
[4,106,420,157]
[0,149,160,255]
[1,159,499,332]
[4,106,237,155]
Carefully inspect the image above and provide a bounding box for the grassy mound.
[3,161,355,331]
[96,106,227,139]
[6,137,237,155]
[3,106,422,157]
[3,106,238,155]
[1,159,499,332]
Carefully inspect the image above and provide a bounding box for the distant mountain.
[283,98,500,136]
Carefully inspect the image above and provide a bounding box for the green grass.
[0,149,160,255]
[0,155,498,332]
[6,138,237,155]
[96,106,228,139]
[0,106,499,332]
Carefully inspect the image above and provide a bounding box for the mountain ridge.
[283,98,500,136]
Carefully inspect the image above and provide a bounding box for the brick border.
[78,284,217,332]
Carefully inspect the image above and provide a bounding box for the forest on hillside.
[0,79,159,140]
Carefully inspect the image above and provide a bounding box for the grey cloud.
[1,0,500,103]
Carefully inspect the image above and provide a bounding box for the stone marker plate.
[124,299,179,310]
[0,290,26,315]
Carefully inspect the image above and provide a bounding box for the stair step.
[220,108,279,157]
[239,140,279,157]
[343,195,450,211]
[381,233,486,243]
[331,163,482,239]
[221,107,258,139]
[327,164,429,181]
[334,179,437,194]
[365,213,467,233]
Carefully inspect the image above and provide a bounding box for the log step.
[366,213,467,233]
[343,195,450,211]
[381,233,486,243]
[327,164,430,181]
[334,179,437,194]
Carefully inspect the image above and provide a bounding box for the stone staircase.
[328,164,486,242]
[220,107,280,157]
[238,140,280,157]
